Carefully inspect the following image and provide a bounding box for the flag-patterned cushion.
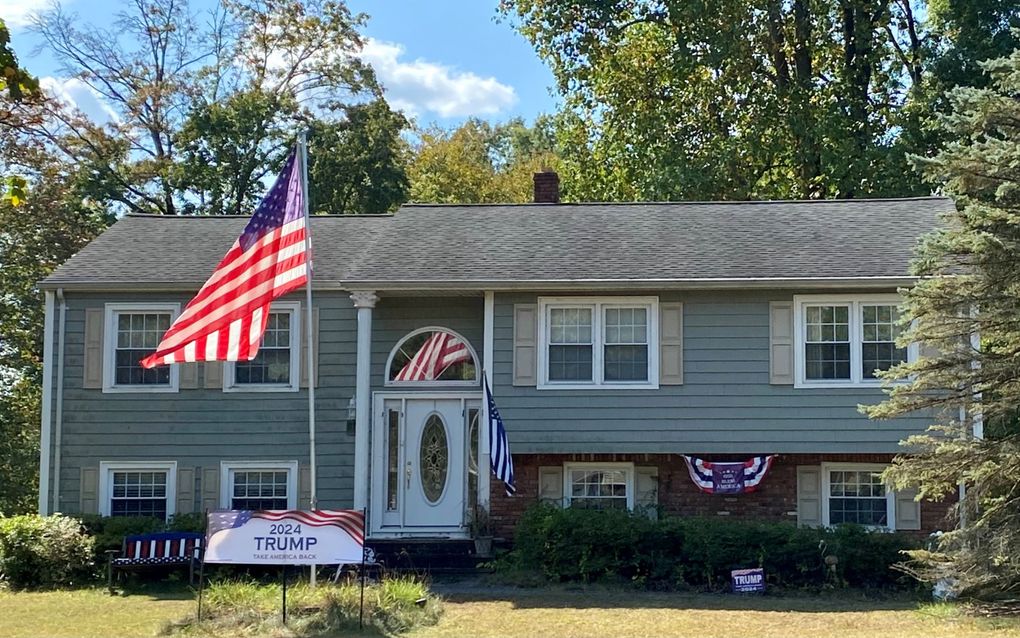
[112,532,203,566]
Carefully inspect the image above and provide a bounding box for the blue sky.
[5,0,558,127]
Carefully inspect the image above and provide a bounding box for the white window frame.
[219,460,299,510]
[821,462,895,531]
[103,302,181,393]
[384,326,481,387]
[562,462,636,510]
[224,301,301,393]
[793,294,917,388]
[98,460,177,519]
[537,297,659,390]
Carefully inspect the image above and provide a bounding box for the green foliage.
[505,506,918,591]
[409,116,559,203]
[499,0,1019,201]
[308,99,410,214]
[176,577,441,636]
[76,515,165,558]
[864,45,1020,601]
[0,514,94,589]
[31,0,381,216]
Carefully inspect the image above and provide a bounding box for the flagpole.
[299,131,317,587]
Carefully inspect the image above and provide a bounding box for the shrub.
[77,514,164,558]
[505,505,920,591]
[0,514,95,589]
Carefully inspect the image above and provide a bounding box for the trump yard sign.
[203,510,365,565]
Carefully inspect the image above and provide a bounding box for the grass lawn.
[2,586,1020,638]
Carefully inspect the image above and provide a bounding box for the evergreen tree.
[865,45,1020,600]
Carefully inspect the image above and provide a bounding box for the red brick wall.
[489,453,954,540]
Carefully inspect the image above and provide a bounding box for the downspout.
[38,291,55,514]
[51,289,66,513]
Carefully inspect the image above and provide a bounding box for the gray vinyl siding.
[370,296,484,392]
[491,290,931,454]
[52,291,358,513]
[48,293,482,514]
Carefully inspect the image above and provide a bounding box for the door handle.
[406,461,412,489]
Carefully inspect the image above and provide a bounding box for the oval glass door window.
[420,414,449,504]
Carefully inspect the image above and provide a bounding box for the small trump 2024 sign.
[203,510,365,565]
[731,567,765,593]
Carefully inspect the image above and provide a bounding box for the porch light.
[346,396,357,435]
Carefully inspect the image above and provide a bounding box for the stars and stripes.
[394,330,472,381]
[485,376,516,496]
[206,509,366,546]
[683,455,776,494]
[140,148,308,368]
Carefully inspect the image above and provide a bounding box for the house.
[36,172,956,540]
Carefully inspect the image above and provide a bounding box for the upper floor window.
[103,303,180,393]
[538,297,659,389]
[386,327,478,385]
[794,295,912,388]
[225,302,300,392]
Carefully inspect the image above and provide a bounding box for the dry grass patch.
[408,591,1020,638]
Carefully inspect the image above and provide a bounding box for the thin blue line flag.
[485,376,516,496]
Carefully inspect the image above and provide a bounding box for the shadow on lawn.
[437,589,920,613]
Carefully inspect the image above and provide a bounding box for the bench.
[106,532,203,592]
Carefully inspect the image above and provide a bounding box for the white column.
[480,291,494,511]
[351,290,379,512]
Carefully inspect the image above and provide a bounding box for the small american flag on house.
[140,149,308,368]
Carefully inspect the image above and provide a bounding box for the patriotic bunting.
[684,455,776,495]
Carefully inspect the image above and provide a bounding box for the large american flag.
[140,149,308,368]
[394,331,472,381]
[485,377,516,496]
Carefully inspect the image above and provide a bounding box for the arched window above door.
[386,327,479,385]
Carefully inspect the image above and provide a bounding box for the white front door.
[371,394,480,535]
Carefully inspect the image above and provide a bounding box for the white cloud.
[40,76,119,124]
[360,39,517,119]
[4,0,56,27]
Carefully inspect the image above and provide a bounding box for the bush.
[504,505,920,591]
[0,514,95,589]
[77,514,164,558]
[174,577,442,636]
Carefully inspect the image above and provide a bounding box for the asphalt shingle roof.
[41,197,954,290]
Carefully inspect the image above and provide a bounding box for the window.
[103,303,180,392]
[99,461,177,521]
[386,327,479,385]
[794,295,913,387]
[221,461,298,510]
[563,463,634,510]
[822,464,894,529]
[225,302,300,392]
[538,297,659,389]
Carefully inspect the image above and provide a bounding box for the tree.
[307,99,410,214]
[499,0,1019,201]
[0,126,115,513]
[408,116,559,203]
[0,17,40,206]
[31,0,379,216]
[864,46,1020,599]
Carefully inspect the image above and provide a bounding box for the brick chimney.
[533,170,560,204]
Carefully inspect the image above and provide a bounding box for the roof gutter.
[38,276,921,294]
